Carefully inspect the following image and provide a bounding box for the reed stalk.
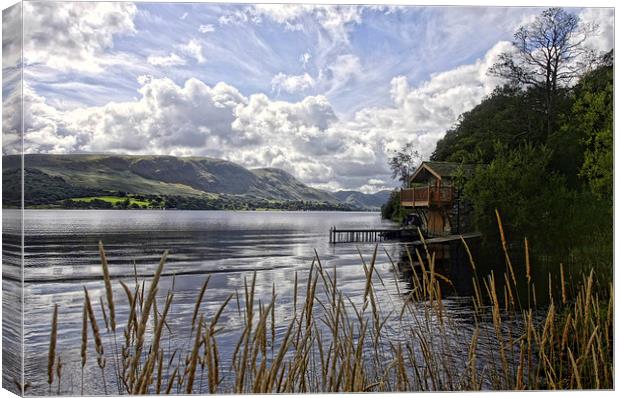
[80,302,87,395]
[84,287,107,394]
[47,304,58,394]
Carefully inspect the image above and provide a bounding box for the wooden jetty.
[411,231,482,245]
[329,227,481,245]
[329,226,403,243]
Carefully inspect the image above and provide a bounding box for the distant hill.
[2,154,384,210]
[251,167,335,202]
[332,190,392,210]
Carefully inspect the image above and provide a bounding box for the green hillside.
[1,154,370,210]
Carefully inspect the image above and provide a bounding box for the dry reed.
[47,304,58,390]
[43,215,613,395]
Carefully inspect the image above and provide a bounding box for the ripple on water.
[10,209,508,394]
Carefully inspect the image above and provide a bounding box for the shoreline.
[5,207,382,213]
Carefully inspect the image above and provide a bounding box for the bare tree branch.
[487,7,599,135]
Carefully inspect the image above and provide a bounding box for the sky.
[1,1,615,193]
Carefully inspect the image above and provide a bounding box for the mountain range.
[2,154,392,210]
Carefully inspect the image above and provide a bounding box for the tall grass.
[44,215,613,394]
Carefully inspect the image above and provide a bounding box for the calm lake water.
[3,209,504,394]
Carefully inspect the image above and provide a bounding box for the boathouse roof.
[409,161,477,182]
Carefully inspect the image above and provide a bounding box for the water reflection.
[11,209,524,394]
[17,210,402,394]
[396,238,480,297]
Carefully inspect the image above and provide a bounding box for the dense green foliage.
[60,193,356,211]
[431,51,613,265]
[2,168,108,207]
[380,190,402,221]
[432,85,551,163]
[464,144,583,256]
[570,52,614,199]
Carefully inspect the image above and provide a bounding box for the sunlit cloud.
[199,24,215,33]
[271,72,316,94]
[9,2,613,192]
[147,53,186,67]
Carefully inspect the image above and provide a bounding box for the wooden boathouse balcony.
[400,185,454,207]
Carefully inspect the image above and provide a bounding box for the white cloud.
[180,12,188,20]
[253,4,363,43]
[217,5,364,44]
[322,54,362,93]
[14,5,615,192]
[17,40,510,190]
[20,16,612,192]
[147,38,210,68]
[358,178,394,194]
[10,84,80,154]
[579,8,614,54]
[199,24,215,33]
[68,77,246,154]
[147,53,186,67]
[23,1,137,73]
[345,41,511,159]
[176,39,206,63]
[2,3,22,70]
[300,52,312,68]
[20,77,346,187]
[1,82,23,155]
[218,9,262,26]
[271,72,316,94]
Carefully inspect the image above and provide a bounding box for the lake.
[3,209,500,394]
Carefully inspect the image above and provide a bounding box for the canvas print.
[1,1,614,395]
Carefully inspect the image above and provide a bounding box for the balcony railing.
[400,185,454,207]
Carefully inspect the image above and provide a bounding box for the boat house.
[400,161,476,236]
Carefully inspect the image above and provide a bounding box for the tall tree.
[489,8,597,137]
[388,142,421,186]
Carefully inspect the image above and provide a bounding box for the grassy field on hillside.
[70,196,152,207]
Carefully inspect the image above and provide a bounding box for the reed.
[186,314,203,394]
[55,355,63,395]
[191,277,210,335]
[44,214,612,394]
[135,293,174,394]
[80,302,87,395]
[99,241,124,393]
[99,241,116,331]
[47,304,58,392]
[84,287,107,394]
[127,250,168,391]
